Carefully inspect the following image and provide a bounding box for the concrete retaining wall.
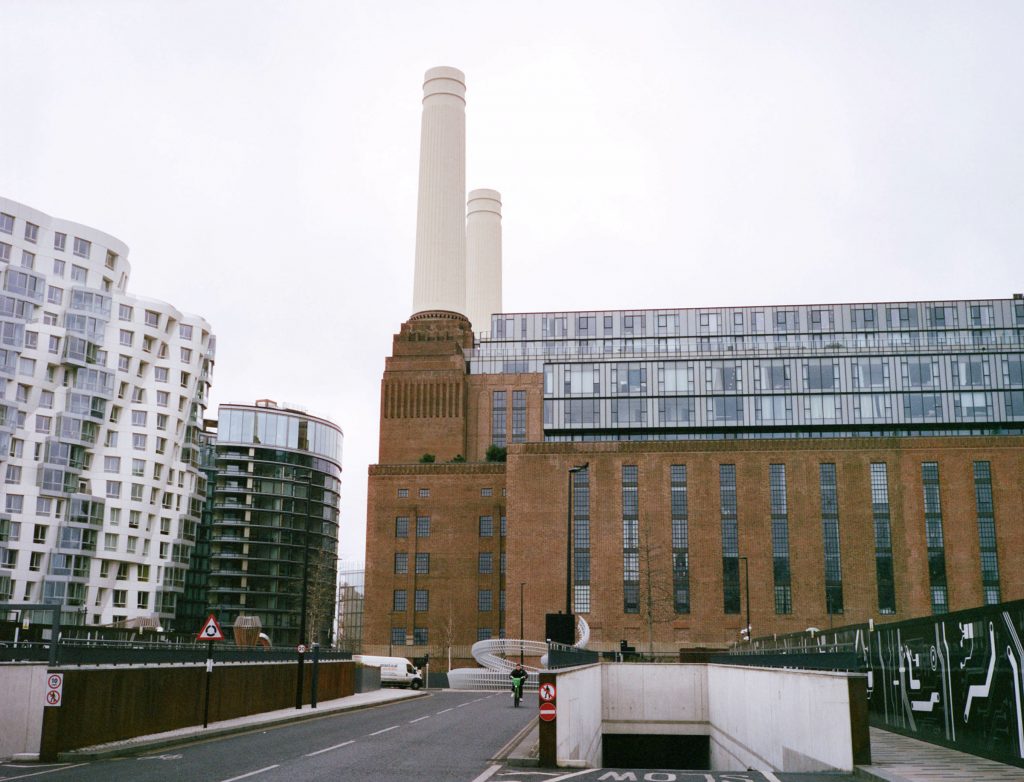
[603,663,708,736]
[707,663,868,772]
[0,665,47,759]
[544,662,868,772]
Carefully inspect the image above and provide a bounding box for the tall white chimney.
[411,66,467,317]
[466,188,503,333]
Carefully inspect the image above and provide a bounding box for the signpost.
[196,615,224,728]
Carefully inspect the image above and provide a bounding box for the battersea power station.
[363,67,1024,664]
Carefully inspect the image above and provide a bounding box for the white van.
[354,655,423,689]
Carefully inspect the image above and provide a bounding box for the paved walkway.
[59,688,425,761]
[855,728,1023,782]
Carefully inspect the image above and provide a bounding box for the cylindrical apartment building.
[207,400,343,646]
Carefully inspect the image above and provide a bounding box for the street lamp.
[295,469,314,709]
[738,556,751,643]
[566,464,589,616]
[519,582,525,665]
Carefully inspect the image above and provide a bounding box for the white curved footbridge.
[446,616,590,690]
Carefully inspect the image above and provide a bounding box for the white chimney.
[411,66,467,317]
[466,188,503,333]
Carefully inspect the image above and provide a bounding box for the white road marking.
[544,771,594,782]
[437,708,454,714]
[219,766,280,782]
[305,739,355,757]
[0,765,90,780]
[369,725,400,736]
[469,764,503,782]
[410,715,431,723]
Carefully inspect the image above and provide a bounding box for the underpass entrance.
[602,733,710,770]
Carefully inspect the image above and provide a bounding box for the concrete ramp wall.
[0,665,47,760]
[543,662,869,772]
[708,663,869,772]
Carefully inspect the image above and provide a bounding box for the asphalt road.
[0,690,535,782]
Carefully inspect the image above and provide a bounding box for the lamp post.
[738,556,750,642]
[295,469,313,709]
[566,464,589,616]
[519,582,525,665]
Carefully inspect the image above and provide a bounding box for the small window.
[73,237,91,258]
[105,250,117,269]
[53,232,66,252]
[397,488,409,498]
[145,310,160,328]
[0,213,13,234]
[179,324,193,340]
[418,488,430,498]
[119,303,133,321]
[416,516,430,537]
[24,222,38,243]
[481,487,493,497]
[70,264,88,283]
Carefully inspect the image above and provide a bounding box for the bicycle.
[510,675,526,707]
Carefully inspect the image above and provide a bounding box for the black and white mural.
[866,601,1024,768]
[741,599,1024,769]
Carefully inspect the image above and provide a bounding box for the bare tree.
[303,547,338,647]
[636,514,676,657]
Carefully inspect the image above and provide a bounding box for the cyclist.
[509,663,528,707]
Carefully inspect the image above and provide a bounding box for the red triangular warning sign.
[197,614,225,641]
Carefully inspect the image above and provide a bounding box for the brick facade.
[366,315,1024,665]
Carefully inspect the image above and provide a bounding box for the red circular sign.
[539,702,556,722]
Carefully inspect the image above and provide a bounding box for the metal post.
[739,556,751,641]
[310,642,320,708]
[519,582,525,665]
[295,470,312,709]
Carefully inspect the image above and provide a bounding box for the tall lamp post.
[519,582,525,665]
[738,556,751,643]
[295,469,313,709]
[566,464,589,616]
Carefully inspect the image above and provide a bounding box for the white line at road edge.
[0,764,90,780]
[305,740,355,757]
[468,763,502,782]
[369,725,400,736]
[410,715,431,723]
[219,765,280,782]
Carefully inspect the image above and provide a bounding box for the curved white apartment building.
[0,196,214,628]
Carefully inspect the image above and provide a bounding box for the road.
[0,690,534,782]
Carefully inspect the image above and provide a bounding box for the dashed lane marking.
[305,740,355,757]
[410,715,431,723]
[437,708,454,714]
[219,765,280,782]
[369,725,400,736]
[469,764,503,782]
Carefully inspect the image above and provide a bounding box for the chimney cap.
[423,66,465,101]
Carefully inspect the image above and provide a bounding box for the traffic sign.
[539,702,556,722]
[45,672,63,708]
[197,614,225,641]
[297,644,307,654]
[539,683,556,702]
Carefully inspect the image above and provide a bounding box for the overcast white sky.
[3,1,1022,566]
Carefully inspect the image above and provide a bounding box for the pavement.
[854,727,1024,782]
[56,692,1024,782]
